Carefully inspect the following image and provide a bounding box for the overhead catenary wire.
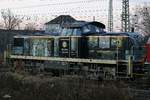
[1,0,100,10]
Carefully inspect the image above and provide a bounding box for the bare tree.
[24,22,37,30]
[0,22,4,29]
[1,9,23,30]
[134,6,150,36]
[140,7,150,35]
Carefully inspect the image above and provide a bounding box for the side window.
[83,25,102,33]
[72,28,81,36]
[83,26,90,33]
[111,37,122,48]
[95,26,100,33]
[89,25,95,32]
[88,37,98,48]
[99,37,110,49]
[61,28,73,36]
[71,37,78,51]
[61,28,67,36]
[14,38,24,46]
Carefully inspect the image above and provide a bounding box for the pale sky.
[0,0,150,31]
[0,0,149,7]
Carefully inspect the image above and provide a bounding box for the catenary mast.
[122,0,130,32]
[108,0,113,32]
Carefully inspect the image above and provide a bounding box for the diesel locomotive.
[9,21,145,80]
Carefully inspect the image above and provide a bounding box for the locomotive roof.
[106,32,144,45]
[45,15,76,24]
[105,32,143,37]
[62,21,105,29]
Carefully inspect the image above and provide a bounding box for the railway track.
[129,88,150,100]
[122,79,150,100]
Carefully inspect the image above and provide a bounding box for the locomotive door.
[47,39,54,56]
[59,36,87,58]
[70,37,79,58]
[80,37,88,58]
[59,37,70,57]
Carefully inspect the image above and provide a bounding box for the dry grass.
[0,72,132,100]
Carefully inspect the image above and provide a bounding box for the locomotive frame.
[8,35,145,80]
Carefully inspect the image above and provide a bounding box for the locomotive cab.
[59,21,106,58]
